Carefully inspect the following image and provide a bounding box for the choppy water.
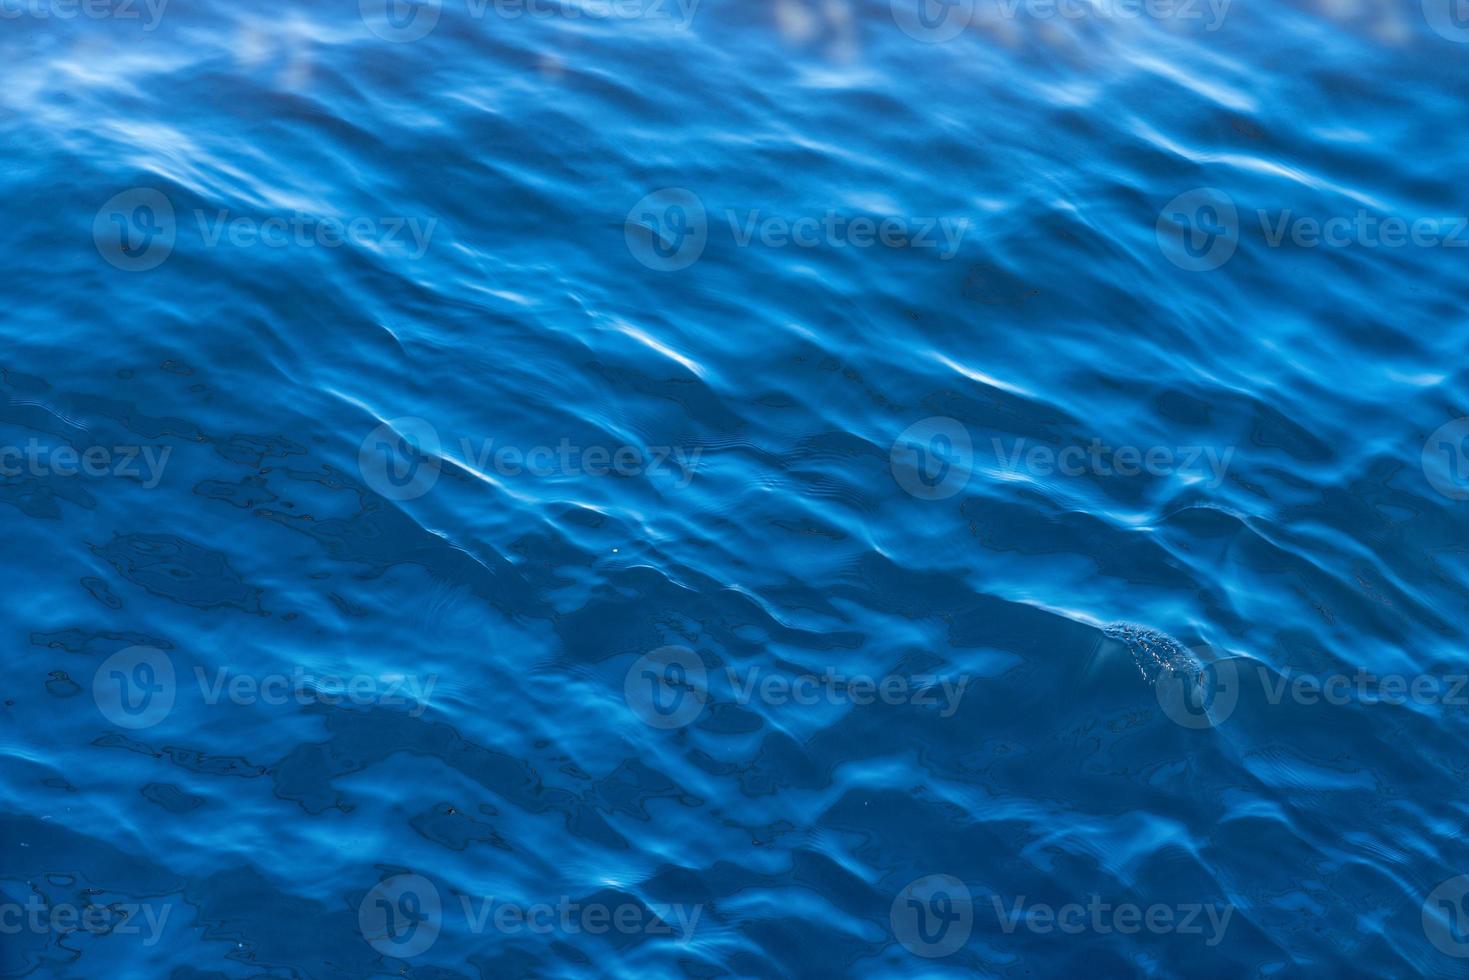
[4,0,1469,976]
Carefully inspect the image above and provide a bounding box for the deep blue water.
[4,0,1469,976]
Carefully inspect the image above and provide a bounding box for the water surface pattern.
[4,0,1469,976]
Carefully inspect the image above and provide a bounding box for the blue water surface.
[4,0,1469,976]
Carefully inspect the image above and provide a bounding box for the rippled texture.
[4,0,1469,977]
